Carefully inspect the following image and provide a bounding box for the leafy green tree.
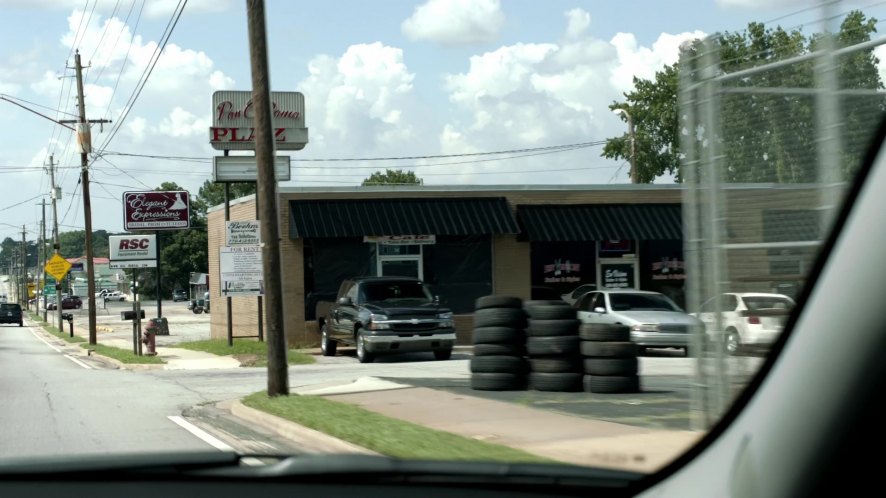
[191,180,257,217]
[362,169,422,186]
[603,10,883,183]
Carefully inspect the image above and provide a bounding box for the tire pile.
[469,296,528,391]
[580,323,641,393]
[524,300,582,392]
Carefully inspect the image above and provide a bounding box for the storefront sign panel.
[210,91,308,151]
[226,220,261,246]
[123,191,190,230]
[363,235,436,245]
[220,245,264,296]
[109,235,157,260]
[601,263,636,289]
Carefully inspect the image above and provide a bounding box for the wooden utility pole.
[20,226,27,309]
[246,0,288,396]
[68,50,110,345]
[46,155,63,330]
[37,199,48,316]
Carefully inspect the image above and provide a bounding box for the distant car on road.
[0,303,23,327]
[172,289,188,302]
[575,289,704,356]
[103,291,126,302]
[693,293,795,355]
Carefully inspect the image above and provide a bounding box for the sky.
[1,0,884,240]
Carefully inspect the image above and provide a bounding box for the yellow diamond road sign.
[45,254,73,281]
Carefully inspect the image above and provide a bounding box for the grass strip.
[30,313,86,343]
[177,339,315,366]
[86,343,165,364]
[242,392,550,463]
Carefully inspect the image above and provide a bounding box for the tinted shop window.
[303,238,374,320]
[422,235,491,314]
[530,241,596,299]
[639,239,686,309]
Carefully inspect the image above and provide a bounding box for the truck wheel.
[356,330,374,363]
[320,324,337,357]
[434,349,452,361]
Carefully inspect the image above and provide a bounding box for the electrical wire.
[87,0,123,65]
[0,94,78,117]
[0,195,46,213]
[100,0,145,120]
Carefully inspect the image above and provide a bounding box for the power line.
[67,0,91,63]
[87,0,123,64]
[93,155,153,189]
[100,0,144,119]
[0,195,46,213]
[0,94,78,117]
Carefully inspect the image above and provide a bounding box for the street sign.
[210,91,308,151]
[219,245,264,296]
[44,254,72,281]
[70,262,84,271]
[123,191,190,230]
[226,220,261,246]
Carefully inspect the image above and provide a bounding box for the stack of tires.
[580,323,641,393]
[524,301,583,392]
[470,296,528,391]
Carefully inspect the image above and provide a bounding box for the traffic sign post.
[44,254,72,282]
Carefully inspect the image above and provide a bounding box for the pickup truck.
[322,277,456,363]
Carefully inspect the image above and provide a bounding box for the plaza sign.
[210,91,308,151]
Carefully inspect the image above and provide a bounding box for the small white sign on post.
[220,246,264,296]
[226,220,261,247]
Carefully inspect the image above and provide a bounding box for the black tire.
[473,308,526,328]
[528,356,582,373]
[583,375,641,394]
[470,355,527,374]
[320,324,337,357]
[526,336,580,356]
[580,341,638,358]
[526,319,580,337]
[434,349,453,361]
[524,305,576,320]
[356,330,374,363]
[529,372,583,392]
[471,373,526,391]
[473,327,524,345]
[579,323,631,342]
[473,343,524,356]
[523,300,569,308]
[583,357,639,376]
[475,295,523,310]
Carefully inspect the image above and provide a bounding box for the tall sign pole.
[246,0,288,396]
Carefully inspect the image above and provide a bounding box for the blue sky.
[0,0,879,238]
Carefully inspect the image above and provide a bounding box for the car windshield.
[0,0,881,490]
[609,293,681,312]
[359,282,433,303]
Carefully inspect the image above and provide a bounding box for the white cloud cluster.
[402,0,505,45]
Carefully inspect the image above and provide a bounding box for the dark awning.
[516,203,683,241]
[289,197,519,239]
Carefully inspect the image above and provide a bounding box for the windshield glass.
[0,0,880,486]
[609,293,681,312]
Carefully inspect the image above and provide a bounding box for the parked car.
[94,288,113,299]
[102,291,126,302]
[172,289,188,302]
[560,283,597,305]
[0,303,23,327]
[47,295,83,310]
[575,289,704,356]
[693,292,795,355]
[322,277,455,363]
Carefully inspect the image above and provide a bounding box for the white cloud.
[401,0,505,45]
[438,8,705,184]
[875,45,886,86]
[0,0,233,17]
[716,0,806,7]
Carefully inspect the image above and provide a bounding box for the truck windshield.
[359,282,433,303]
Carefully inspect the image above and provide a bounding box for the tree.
[603,11,883,183]
[191,180,257,217]
[362,169,422,186]
[57,230,111,258]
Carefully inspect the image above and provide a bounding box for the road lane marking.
[167,415,264,466]
[65,354,93,369]
[29,328,62,353]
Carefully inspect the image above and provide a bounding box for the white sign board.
[220,246,264,296]
[109,235,157,261]
[363,235,436,245]
[212,156,291,182]
[109,260,158,269]
[226,220,261,246]
[210,91,308,151]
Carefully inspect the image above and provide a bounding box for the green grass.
[86,343,165,364]
[242,392,551,463]
[30,314,86,343]
[177,339,315,366]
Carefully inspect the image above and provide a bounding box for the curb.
[76,344,167,371]
[229,400,377,455]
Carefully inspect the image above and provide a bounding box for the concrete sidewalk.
[292,377,702,473]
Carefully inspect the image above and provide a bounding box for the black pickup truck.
[322,277,456,363]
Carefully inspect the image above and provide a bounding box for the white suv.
[694,293,795,354]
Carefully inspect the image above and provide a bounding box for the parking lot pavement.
[388,376,697,431]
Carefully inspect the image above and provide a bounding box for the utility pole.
[246,0,288,396]
[21,226,27,309]
[38,199,48,316]
[65,51,110,345]
[46,155,64,331]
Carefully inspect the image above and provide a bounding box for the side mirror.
[338,296,352,306]
[593,307,606,313]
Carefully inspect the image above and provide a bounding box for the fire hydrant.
[142,320,159,356]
